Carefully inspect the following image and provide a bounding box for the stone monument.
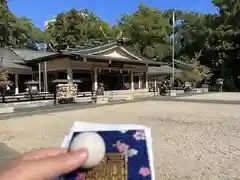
[92,83,108,104]
[96,83,104,96]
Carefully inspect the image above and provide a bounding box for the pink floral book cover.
[61,122,155,180]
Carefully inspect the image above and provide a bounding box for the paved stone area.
[1,100,240,179]
[176,92,240,101]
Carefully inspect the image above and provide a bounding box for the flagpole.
[38,63,41,92]
[172,11,175,85]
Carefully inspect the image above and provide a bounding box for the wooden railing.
[0,92,54,103]
[0,89,152,104]
[0,91,92,103]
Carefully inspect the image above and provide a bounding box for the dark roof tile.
[69,42,163,66]
[0,48,32,73]
[0,48,25,64]
[12,49,57,61]
[70,42,118,54]
[148,66,182,76]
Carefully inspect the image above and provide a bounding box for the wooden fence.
[0,92,92,103]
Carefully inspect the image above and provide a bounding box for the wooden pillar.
[43,61,48,92]
[154,76,157,90]
[130,71,134,90]
[15,73,19,94]
[67,66,73,80]
[119,72,124,90]
[38,63,41,92]
[145,72,148,90]
[138,75,141,89]
[122,74,125,90]
[94,68,98,91]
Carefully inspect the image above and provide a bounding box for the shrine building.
[0,41,180,94]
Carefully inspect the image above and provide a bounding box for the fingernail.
[72,148,88,159]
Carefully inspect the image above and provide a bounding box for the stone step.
[0,107,14,114]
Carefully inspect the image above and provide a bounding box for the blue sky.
[8,0,217,30]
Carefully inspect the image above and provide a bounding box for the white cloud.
[44,18,56,27]
[44,12,88,28]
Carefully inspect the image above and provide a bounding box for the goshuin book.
[61,121,155,180]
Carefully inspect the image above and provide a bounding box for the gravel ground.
[176,92,240,101]
[1,101,240,180]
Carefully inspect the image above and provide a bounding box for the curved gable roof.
[70,41,162,66]
[12,49,57,61]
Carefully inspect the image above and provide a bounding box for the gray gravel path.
[1,100,240,179]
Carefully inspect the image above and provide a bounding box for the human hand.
[0,148,88,180]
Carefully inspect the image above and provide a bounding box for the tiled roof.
[70,52,148,65]
[7,63,32,74]
[12,49,57,61]
[70,42,118,55]
[0,48,32,73]
[70,41,162,66]
[148,66,182,76]
[0,48,25,64]
[6,43,162,67]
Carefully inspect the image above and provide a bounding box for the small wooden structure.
[52,79,82,104]
[24,80,39,95]
[148,66,182,93]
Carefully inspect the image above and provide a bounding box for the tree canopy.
[2,0,240,89]
[45,8,121,50]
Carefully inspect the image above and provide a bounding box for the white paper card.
[61,121,155,180]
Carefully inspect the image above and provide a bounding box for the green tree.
[0,67,11,88]
[46,8,117,50]
[0,3,17,47]
[119,4,172,60]
[201,0,240,89]
[0,1,48,49]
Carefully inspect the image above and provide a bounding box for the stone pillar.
[138,76,141,89]
[15,73,19,94]
[130,71,134,90]
[145,72,148,90]
[94,69,98,91]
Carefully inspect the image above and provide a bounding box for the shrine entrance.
[98,71,126,91]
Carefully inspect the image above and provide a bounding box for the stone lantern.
[24,80,39,95]
[216,78,224,92]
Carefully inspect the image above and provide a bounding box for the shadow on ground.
[0,143,19,171]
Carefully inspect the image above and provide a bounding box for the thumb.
[25,148,88,179]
